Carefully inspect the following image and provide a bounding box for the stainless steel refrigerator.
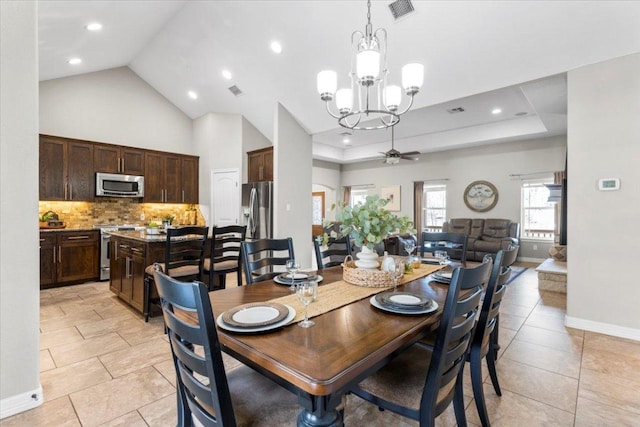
[241,181,273,240]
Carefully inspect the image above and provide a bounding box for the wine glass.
[296,280,317,328]
[390,260,404,292]
[404,240,416,257]
[286,259,300,291]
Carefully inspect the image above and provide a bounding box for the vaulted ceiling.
[38,1,640,163]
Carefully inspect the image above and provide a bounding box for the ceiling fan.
[380,126,420,164]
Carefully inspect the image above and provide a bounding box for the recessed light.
[68,58,82,65]
[85,22,103,31]
[491,108,502,115]
[343,138,350,144]
[270,41,282,54]
[187,91,198,100]
[222,69,232,80]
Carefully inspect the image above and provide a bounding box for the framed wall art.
[464,180,498,212]
[380,185,401,211]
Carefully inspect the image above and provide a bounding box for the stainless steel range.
[95,224,145,280]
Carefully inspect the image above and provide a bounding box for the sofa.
[442,218,519,262]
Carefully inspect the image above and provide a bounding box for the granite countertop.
[39,226,97,233]
[108,229,205,243]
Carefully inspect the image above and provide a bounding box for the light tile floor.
[3,264,640,426]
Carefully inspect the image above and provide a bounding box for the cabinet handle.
[67,236,89,240]
[122,158,125,172]
[58,246,62,263]
[53,246,56,264]
[182,190,185,203]
[40,238,45,242]
[125,256,131,278]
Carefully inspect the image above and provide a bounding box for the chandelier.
[316,0,423,130]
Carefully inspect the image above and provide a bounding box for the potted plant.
[321,195,414,268]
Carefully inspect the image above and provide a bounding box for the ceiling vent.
[228,85,243,97]
[388,0,415,20]
[447,107,465,114]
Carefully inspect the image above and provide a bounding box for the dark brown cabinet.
[144,152,198,203]
[248,147,273,182]
[39,233,57,287]
[40,230,100,288]
[181,156,199,203]
[110,236,146,311]
[94,145,145,175]
[40,136,94,201]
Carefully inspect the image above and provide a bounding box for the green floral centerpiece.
[321,195,414,268]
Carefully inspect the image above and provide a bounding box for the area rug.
[506,266,527,285]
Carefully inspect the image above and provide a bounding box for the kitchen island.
[108,229,207,314]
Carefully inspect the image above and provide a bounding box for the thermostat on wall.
[598,178,620,191]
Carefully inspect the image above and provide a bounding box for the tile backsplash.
[39,198,204,228]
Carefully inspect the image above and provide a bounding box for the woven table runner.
[270,263,443,323]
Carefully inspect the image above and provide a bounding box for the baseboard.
[517,256,546,263]
[565,316,640,342]
[0,385,43,419]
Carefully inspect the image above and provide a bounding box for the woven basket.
[342,255,393,288]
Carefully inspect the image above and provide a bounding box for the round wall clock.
[464,180,498,212]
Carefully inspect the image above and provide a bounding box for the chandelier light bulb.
[384,85,401,111]
[317,70,338,100]
[356,50,380,84]
[402,63,424,94]
[335,88,353,114]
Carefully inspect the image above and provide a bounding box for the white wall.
[192,113,243,224]
[40,66,193,154]
[340,136,566,259]
[274,103,313,267]
[566,53,640,339]
[0,0,42,417]
[312,159,341,222]
[241,117,271,184]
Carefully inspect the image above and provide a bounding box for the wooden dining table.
[206,265,451,427]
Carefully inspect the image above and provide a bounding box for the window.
[521,181,555,240]
[350,189,368,207]
[422,185,446,231]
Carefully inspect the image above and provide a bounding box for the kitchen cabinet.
[110,236,146,311]
[40,230,100,288]
[145,152,199,203]
[181,156,199,203]
[94,144,145,175]
[39,233,57,287]
[247,146,273,182]
[40,135,94,201]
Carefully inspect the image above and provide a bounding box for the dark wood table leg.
[296,394,344,427]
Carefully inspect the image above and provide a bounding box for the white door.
[211,169,240,226]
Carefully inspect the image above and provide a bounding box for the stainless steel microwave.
[95,172,144,197]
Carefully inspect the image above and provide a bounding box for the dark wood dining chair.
[240,238,294,284]
[203,225,246,290]
[143,226,208,322]
[151,267,300,426]
[468,250,512,427]
[349,259,492,427]
[313,236,351,269]
[421,231,469,265]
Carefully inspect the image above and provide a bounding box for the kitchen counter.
[39,226,96,232]
[108,229,206,243]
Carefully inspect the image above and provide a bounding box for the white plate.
[370,296,438,315]
[436,271,452,279]
[217,305,296,333]
[389,294,425,306]
[273,275,323,285]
